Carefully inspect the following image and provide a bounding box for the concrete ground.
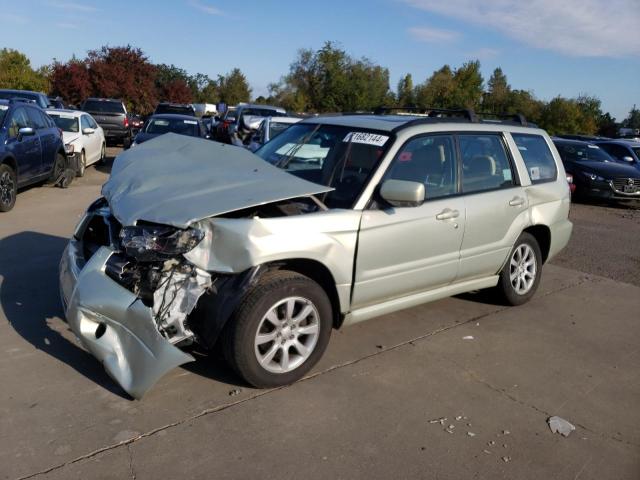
[0,149,638,479]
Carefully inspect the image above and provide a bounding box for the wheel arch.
[523,224,551,264]
[1,154,17,174]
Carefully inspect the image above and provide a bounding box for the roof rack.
[474,111,528,126]
[374,106,478,122]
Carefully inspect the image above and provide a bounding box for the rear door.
[457,132,528,280]
[6,107,41,182]
[352,134,465,309]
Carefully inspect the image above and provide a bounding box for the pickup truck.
[80,98,132,148]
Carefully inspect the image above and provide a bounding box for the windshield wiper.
[276,124,322,169]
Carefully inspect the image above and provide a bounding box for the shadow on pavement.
[0,231,130,399]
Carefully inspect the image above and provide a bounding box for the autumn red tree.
[49,59,91,107]
[160,79,193,103]
[87,45,157,114]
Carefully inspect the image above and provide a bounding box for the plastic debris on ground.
[463,335,474,340]
[548,416,576,437]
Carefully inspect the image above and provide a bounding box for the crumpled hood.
[102,133,332,228]
[62,132,80,145]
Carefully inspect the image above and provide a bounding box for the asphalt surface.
[0,148,638,479]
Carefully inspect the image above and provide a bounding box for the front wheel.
[76,151,86,177]
[222,270,333,388]
[495,232,542,306]
[0,164,17,212]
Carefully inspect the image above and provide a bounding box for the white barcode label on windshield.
[184,120,197,124]
[343,132,389,147]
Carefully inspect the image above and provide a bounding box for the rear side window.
[459,134,516,193]
[26,108,48,129]
[512,133,558,184]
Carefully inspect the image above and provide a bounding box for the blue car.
[0,99,68,211]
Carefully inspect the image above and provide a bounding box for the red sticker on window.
[399,152,413,162]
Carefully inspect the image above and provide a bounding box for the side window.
[459,134,516,194]
[26,108,47,130]
[81,115,91,131]
[602,144,629,160]
[87,115,98,129]
[8,108,31,138]
[512,133,558,184]
[386,134,457,200]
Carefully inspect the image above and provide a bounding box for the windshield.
[49,113,79,133]
[0,105,7,124]
[145,117,200,136]
[254,123,390,208]
[555,143,613,163]
[269,121,293,139]
[82,100,125,114]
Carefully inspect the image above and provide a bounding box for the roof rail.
[374,106,478,122]
[475,111,528,126]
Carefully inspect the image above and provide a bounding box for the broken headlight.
[120,224,204,261]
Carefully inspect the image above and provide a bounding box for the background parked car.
[48,96,65,109]
[248,116,302,151]
[130,114,144,135]
[0,89,51,109]
[553,138,640,202]
[80,98,132,148]
[596,139,640,170]
[131,114,208,146]
[0,99,68,211]
[47,109,106,177]
[228,104,287,146]
[214,106,237,143]
[154,102,196,117]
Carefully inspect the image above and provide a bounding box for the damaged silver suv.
[59,109,572,398]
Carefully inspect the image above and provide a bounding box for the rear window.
[145,117,200,136]
[154,104,195,116]
[512,134,558,184]
[82,100,125,114]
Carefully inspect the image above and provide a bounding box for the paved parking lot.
[1,148,639,479]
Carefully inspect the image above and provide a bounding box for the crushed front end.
[59,198,213,398]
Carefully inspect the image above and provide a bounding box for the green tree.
[624,105,640,130]
[505,89,543,123]
[218,68,251,105]
[414,65,456,108]
[0,48,49,92]
[396,73,414,107]
[451,60,483,110]
[539,97,596,135]
[484,67,511,113]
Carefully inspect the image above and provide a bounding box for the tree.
[155,64,193,103]
[217,68,251,105]
[397,74,414,107]
[484,67,511,113]
[414,65,455,108]
[539,97,596,135]
[505,89,543,123]
[49,58,91,106]
[0,48,49,92]
[451,60,483,110]
[624,105,640,130]
[87,45,157,114]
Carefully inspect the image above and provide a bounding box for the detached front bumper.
[59,241,194,399]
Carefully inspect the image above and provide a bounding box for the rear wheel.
[495,232,542,306]
[0,164,17,212]
[76,150,86,177]
[222,270,332,388]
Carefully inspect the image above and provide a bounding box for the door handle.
[436,208,460,220]
[509,196,525,207]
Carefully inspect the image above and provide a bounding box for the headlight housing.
[582,171,606,182]
[120,225,204,261]
[65,143,75,155]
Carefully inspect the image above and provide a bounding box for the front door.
[6,107,41,182]
[352,134,464,309]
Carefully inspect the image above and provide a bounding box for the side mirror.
[622,156,635,163]
[82,127,95,135]
[18,127,35,139]
[380,179,425,207]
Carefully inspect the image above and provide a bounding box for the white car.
[248,116,302,151]
[47,109,106,176]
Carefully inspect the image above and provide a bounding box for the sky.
[1,0,639,121]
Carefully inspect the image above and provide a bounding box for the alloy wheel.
[509,244,537,295]
[254,296,320,374]
[0,170,15,207]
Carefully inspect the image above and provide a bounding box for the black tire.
[495,232,542,306]
[45,153,66,185]
[0,164,17,212]
[122,136,131,149]
[76,150,86,177]
[222,270,333,388]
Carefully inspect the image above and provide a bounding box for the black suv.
[80,98,132,147]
